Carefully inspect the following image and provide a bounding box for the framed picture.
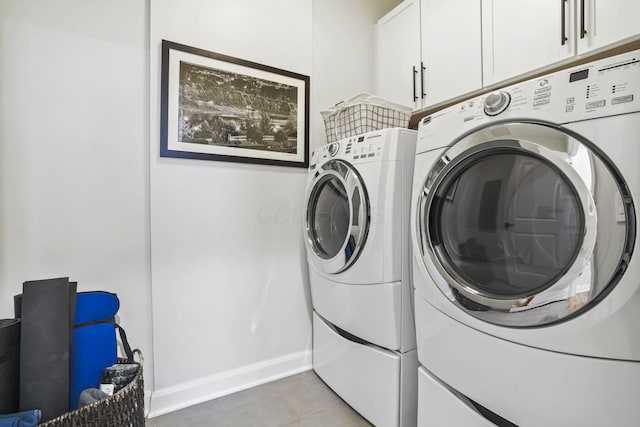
[160,40,310,168]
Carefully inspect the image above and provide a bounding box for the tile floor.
[146,370,372,426]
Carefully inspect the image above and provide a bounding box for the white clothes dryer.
[305,128,418,427]
[411,50,640,426]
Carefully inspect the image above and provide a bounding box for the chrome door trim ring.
[304,159,370,274]
[416,120,636,327]
[422,141,595,306]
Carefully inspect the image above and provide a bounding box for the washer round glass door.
[305,159,370,274]
[417,122,635,327]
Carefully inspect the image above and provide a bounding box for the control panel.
[422,49,640,128]
[309,132,387,169]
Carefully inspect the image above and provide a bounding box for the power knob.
[484,91,511,116]
[328,142,340,157]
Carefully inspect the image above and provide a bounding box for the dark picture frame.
[160,40,310,168]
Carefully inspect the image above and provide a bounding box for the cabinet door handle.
[412,66,418,102]
[561,0,568,45]
[421,62,426,98]
[580,0,587,38]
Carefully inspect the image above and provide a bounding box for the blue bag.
[70,292,122,410]
[0,409,41,427]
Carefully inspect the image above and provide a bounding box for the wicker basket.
[321,93,412,143]
[40,353,144,427]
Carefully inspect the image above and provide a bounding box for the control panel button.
[586,100,606,109]
[484,91,511,116]
[328,142,340,157]
[533,99,551,107]
[612,95,634,105]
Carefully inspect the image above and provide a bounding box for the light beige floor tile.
[146,370,371,427]
[285,403,373,427]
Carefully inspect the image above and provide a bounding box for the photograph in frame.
[160,40,310,168]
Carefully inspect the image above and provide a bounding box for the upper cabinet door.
[482,0,575,86]
[376,0,422,108]
[577,0,640,54]
[420,0,482,107]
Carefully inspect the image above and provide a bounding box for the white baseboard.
[147,350,313,418]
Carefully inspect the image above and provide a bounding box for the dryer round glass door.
[417,122,635,327]
[305,159,370,274]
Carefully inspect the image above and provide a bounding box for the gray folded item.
[78,388,109,408]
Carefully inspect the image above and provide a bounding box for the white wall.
[0,0,153,389]
[312,0,403,149]
[0,0,401,419]
[148,0,314,416]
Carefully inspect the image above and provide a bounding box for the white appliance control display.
[349,134,384,162]
[449,51,640,125]
[316,133,389,163]
[561,55,639,120]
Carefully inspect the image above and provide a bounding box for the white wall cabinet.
[420,0,482,107]
[376,0,422,108]
[577,0,640,54]
[481,0,575,86]
[376,0,482,109]
[378,0,639,110]
[482,0,640,86]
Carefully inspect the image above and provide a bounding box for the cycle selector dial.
[328,142,340,157]
[484,91,511,116]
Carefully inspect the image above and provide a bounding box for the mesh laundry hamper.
[321,93,412,143]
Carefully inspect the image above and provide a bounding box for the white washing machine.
[411,50,640,426]
[304,128,418,427]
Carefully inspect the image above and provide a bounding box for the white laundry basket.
[321,93,412,143]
